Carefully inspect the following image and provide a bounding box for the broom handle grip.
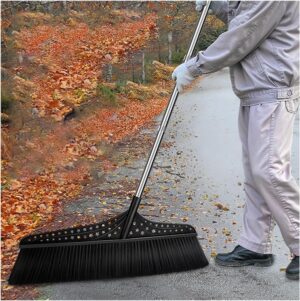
[122,1,211,239]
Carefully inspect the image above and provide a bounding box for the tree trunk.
[105,64,113,82]
[158,40,161,62]
[132,61,135,82]
[168,31,173,64]
[62,1,67,12]
[142,51,146,83]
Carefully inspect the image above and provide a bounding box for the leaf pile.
[1,169,87,278]
[1,9,177,300]
[16,14,157,120]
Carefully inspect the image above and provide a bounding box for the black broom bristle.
[9,212,208,284]
[9,235,208,284]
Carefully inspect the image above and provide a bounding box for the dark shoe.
[286,256,299,280]
[215,245,274,267]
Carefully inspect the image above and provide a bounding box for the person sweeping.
[172,0,299,280]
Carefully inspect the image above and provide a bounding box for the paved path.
[41,69,299,300]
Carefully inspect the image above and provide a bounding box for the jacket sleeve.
[186,1,286,77]
[212,0,228,24]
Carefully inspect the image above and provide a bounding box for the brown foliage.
[16,14,157,120]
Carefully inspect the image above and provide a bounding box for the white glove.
[171,63,195,93]
[195,0,207,12]
[195,0,218,14]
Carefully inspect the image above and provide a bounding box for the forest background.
[1,1,225,299]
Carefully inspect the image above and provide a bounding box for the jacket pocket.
[254,51,280,87]
[247,52,264,75]
[285,98,299,114]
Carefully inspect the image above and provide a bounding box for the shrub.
[196,16,227,51]
[115,80,126,93]
[73,88,86,103]
[96,84,117,106]
[1,88,13,112]
[172,50,186,64]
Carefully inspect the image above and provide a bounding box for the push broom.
[9,2,211,285]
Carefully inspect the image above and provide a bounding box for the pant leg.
[237,105,276,254]
[246,101,299,256]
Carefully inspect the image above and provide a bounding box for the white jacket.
[186,1,300,105]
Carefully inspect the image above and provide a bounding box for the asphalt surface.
[41,69,299,300]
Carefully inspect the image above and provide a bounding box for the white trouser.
[237,99,300,256]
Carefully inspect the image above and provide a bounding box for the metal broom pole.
[122,1,212,238]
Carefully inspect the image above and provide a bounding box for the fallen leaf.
[214,202,229,211]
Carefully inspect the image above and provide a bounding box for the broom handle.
[122,1,211,238]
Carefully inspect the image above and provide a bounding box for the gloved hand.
[171,63,195,93]
[195,0,218,14]
[195,0,207,12]
[196,0,228,24]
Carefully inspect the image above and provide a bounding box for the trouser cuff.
[289,243,300,256]
[238,236,273,254]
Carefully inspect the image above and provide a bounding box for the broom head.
[9,211,208,284]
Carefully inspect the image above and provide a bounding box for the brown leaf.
[213,202,229,211]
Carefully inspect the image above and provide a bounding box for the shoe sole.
[286,273,299,280]
[215,257,274,267]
